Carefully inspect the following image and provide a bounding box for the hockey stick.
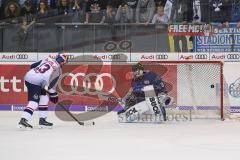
[102,95,124,103]
[44,81,95,126]
[57,103,95,126]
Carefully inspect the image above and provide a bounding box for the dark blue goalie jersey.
[131,71,167,98]
[123,71,167,107]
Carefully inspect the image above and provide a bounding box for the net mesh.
[146,62,226,120]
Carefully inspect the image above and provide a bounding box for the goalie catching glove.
[157,93,174,106]
[49,92,58,104]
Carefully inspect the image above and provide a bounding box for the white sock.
[21,111,32,121]
[39,95,49,119]
[21,101,38,121]
[39,107,48,119]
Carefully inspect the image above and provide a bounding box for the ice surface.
[0,112,240,160]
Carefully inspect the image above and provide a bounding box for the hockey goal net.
[142,61,226,120]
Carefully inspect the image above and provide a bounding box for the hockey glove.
[49,92,58,104]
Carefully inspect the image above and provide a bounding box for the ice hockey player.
[18,54,68,129]
[118,63,172,122]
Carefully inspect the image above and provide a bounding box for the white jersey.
[24,58,62,92]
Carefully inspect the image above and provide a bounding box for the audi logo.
[16,54,28,59]
[58,73,116,96]
[156,54,168,60]
[195,54,208,60]
[227,54,240,60]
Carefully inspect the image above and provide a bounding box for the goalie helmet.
[132,63,144,72]
[56,54,68,64]
[132,63,144,78]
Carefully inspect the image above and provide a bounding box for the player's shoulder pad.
[144,71,158,77]
[30,60,42,69]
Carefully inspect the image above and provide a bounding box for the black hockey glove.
[49,92,58,104]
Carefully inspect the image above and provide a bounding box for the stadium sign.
[168,24,213,36]
[84,53,130,62]
[194,23,240,52]
[131,53,177,61]
[0,53,37,62]
[210,53,225,60]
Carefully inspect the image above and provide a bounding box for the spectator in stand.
[21,0,36,22]
[103,4,116,24]
[154,0,166,7]
[35,0,57,9]
[210,0,232,28]
[85,0,106,23]
[151,6,168,24]
[123,0,138,21]
[231,0,240,25]
[37,0,49,19]
[86,2,104,23]
[58,0,70,15]
[48,0,58,9]
[71,0,85,23]
[136,0,155,24]
[115,3,133,23]
[19,0,26,6]
[124,0,139,8]
[200,0,231,27]
[110,0,122,9]
[4,1,21,22]
[18,17,35,51]
[170,0,193,23]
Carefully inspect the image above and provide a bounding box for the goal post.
[140,61,225,120]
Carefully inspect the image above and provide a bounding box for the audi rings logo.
[227,54,240,60]
[195,54,208,60]
[58,73,116,96]
[16,54,28,59]
[156,54,168,60]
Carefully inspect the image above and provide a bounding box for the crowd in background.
[0,0,240,25]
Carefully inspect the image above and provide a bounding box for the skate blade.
[38,125,53,129]
[18,124,32,131]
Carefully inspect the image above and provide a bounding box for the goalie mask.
[132,63,144,78]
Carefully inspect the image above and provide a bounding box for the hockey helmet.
[56,54,68,64]
[132,63,144,71]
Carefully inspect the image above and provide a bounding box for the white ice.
[0,112,240,160]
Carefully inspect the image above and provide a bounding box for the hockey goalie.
[117,63,173,123]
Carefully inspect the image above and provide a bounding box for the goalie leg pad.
[146,96,167,121]
[119,101,150,122]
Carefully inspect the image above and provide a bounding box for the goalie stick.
[57,103,95,126]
